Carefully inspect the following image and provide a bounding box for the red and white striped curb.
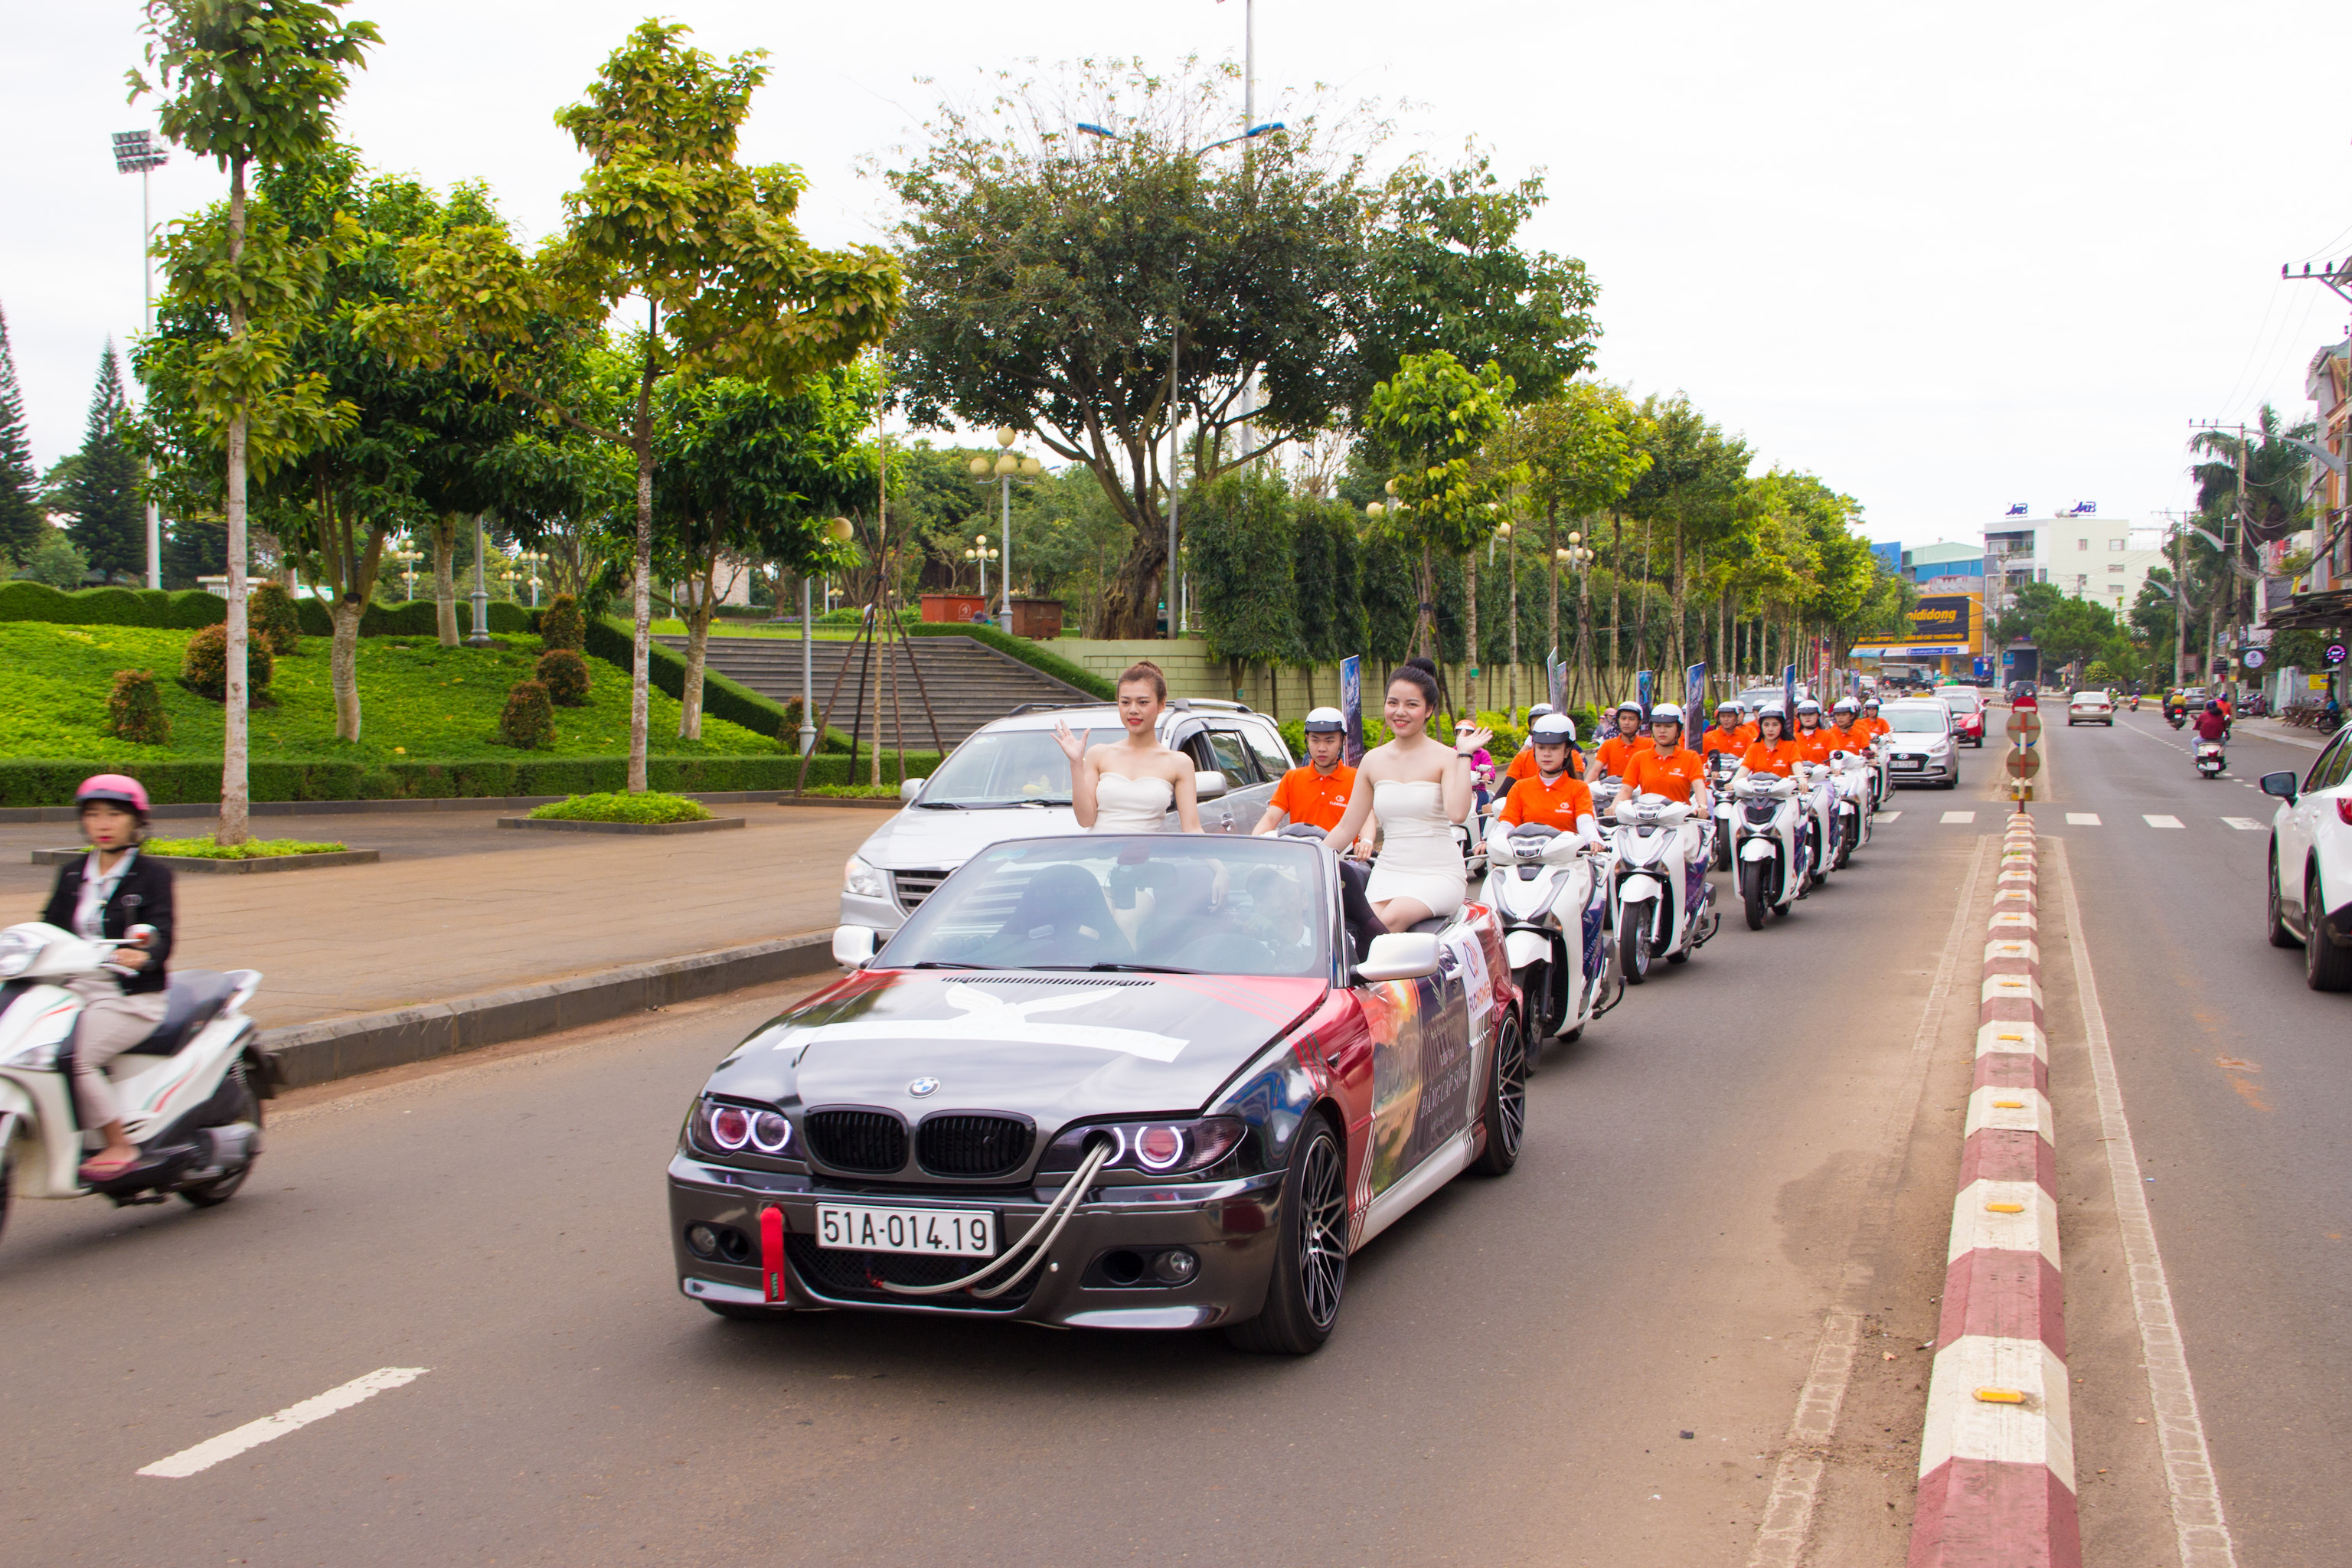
[1911,812,2079,1568]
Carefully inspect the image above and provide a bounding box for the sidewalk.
[0,804,884,1031]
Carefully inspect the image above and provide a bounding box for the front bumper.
[668,1152,1285,1330]
[1889,751,1957,786]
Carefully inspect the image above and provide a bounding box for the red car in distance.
[1938,684,1989,746]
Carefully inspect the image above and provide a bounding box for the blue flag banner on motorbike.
[1783,664,1797,718]
[1636,669,1653,716]
[1684,663,1706,722]
[1340,655,1364,766]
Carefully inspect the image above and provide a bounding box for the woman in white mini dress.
[1053,660,1204,833]
[1321,657,1488,932]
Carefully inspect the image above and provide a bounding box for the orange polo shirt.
[1499,769,1597,831]
[1741,739,1805,776]
[1595,733,1654,779]
[1792,724,1838,763]
[1620,745,1707,803]
[1508,740,1583,781]
[1267,763,1357,832]
[1700,725,1753,756]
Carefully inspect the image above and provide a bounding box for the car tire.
[2268,848,2300,949]
[1468,1012,1527,1178]
[1619,901,1652,985]
[2307,867,2352,992]
[1224,1112,1348,1355]
[1741,860,1769,929]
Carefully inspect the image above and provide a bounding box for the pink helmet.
[75,773,151,816]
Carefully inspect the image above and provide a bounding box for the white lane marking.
[1941,810,1977,824]
[2143,815,2184,829]
[1746,837,1990,1568]
[1875,811,1903,822]
[2221,818,2263,831]
[138,1367,430,1478]
[2066,812,2102,826]
[2050,844,2237,1566]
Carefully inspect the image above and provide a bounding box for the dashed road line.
[1876,811,1903,822]
[1942,810,1977,825]
[2066,812,2101,826]
[2143,815,2184,829]
[137,1367,430,1478]
[2221,817,2264,831]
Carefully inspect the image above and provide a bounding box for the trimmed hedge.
[0,581,227,629]
[0,750,942,807]
[294,597,532,638]
[906,620,1113,700]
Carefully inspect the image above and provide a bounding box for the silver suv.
[838,701,1293,933]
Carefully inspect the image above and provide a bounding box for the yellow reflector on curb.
[1993,1099,2025,1109]
[1998,1033,2024,1041]
[1974,1388,2027,1404]
[1985,1201,2025,1213]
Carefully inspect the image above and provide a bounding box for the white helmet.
[1795,697,1822,718]
[1302,706,1346,734]
[1649,701,1685,730]
[1528,711,1578,747]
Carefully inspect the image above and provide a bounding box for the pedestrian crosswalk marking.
[2222,817,2263,831]
[2065,813,2101,826]
[2143,815,2184,829]
[1941,811,1976,824]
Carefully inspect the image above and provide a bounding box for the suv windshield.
[880,837,1329,978]
[914,730,1073,807]
[1886,708,1950,733]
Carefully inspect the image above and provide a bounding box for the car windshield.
[1885,708,1950,733]
[1938,688,1981,710]
[915,729,1074,807]
[878,836,1330,978]
[2075,690,2109,701]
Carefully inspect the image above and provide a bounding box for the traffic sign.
[2005,709,2043,744]
[2004,745,2043,780]
[2328,643,2347,668]
[2243,647,2267,670]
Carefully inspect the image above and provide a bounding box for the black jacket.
[41,851,175,996]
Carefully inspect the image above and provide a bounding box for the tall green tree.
[1494,384,1651,684]
[132,0,378,844]
[1363,349,1514,668]
[1622,394,1751,681]
[0,305,41,565]
[1189,471,1302,704]
[59,342,147,583]
[362,19,900,791]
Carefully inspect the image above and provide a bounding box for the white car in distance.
[2067,689,2115,726]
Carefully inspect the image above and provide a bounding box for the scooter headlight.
[3,1038,60,1070]
[0,929,38,978]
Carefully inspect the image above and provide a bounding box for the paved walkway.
[0,805,884,1030]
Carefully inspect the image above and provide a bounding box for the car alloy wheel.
[1224,1115,1347,1354]
[1471,1013,1527,1177]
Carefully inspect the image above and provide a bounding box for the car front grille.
[786,1233,1037,1308]
[804,1109,909,1174]
[891,868,949,913]
[916,1115,1034,1179]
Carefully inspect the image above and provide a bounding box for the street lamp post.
[113,129,168,590]
[390,547,420,601]
[965,432,1041,628]
[962,536,999,601]
[466,514,492,646]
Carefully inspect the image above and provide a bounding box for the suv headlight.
[0,929,39,978]
[843,855,887,899]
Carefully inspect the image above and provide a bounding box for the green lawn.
[0,622,778,765]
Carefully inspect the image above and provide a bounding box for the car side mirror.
[831,925,879,969]
[1355,931,1441,983]
[1194,770,1230,801]
[2260,770,2299,802]
[898,777,923,802]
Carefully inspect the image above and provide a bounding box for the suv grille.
[916,1116,1034,1179]
[803,1109,908,1174]
[892,868,949,912]
[786,1233,1037,1308]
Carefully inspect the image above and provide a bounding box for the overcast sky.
[6,0,2350,549]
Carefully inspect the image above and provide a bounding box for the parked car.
[2262,727,2352,990]
[2067,689,2115,726]
[1936,684,1988,746]
[1879,699,1960,789]
[839,701,1292,934]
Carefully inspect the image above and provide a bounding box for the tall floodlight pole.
[113,130,168,590]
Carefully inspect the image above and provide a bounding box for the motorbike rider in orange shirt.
[1504,704,1583,786]
[1496,712,1601,845]
[1737,705,1805,777]
[1790,697,1842,764]
[1590,700,1654,783]
[1700,699,1753,757]
[1618,702,1710,811]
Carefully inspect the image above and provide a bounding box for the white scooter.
[1608,794,1717,982]
[1732,773,1809,929]
[1704,751,1743,871]
[1795,760,1839,884]
[2194,737,2227,779]
[1481,821,1619,1047]
[0,922,270,1239]
[1828,750,1873,867]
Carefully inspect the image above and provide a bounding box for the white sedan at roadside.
[2066,689,2114,726]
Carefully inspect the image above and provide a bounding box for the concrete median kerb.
[495,815,746,836]
[1913,810,2080,1568]
[29,847,383,874]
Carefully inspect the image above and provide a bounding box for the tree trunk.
[1606,513,1622,697]
[1465,547,1480,715]
[1506,533,1520,714]
[1093,522,1169,639]
[1670,518,1687,678]
[1545,503,1560,662]
[1575,550,1593,707]
[679,557,714,741]
[628,316,655,795]
[432,512,460,646]
[330,598,364,741]
[218,157,251,848]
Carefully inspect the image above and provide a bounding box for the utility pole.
[113,130,168,590]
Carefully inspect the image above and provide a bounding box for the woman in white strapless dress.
[1321,657,1488,930]
[1053,659,1203,834]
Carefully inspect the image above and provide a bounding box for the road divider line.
[1912,812,2079,1568]
[1747,835,1990,1568]
[2049,841,2239,1567]
[2065,813,2101,826]
[2143,815,2184,829]
[1942,810,1978,824]
[136,1367,430,1479]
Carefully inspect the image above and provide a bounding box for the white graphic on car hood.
[785,983,1191,1063]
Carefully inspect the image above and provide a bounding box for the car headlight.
[843,855,887,900]
[0,929,38,978]
[1038,1117,1249,1176]
[688,1095,798,1162]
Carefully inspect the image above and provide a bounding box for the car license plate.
[1894,757,1922,769]
[816,1204,996,1256]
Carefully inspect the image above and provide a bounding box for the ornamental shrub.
[536,648,591,707]
[498,678,555,750]
[539,593,585,651]
[526,791,710,824]
[249,582,302,655]
[105,668,171,746]
[180,623,274,699]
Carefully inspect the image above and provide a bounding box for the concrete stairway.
[656,632,1093,748]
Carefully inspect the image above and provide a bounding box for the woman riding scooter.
[39,775,175,1182]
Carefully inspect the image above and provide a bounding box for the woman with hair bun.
[1321,657,1488,931]
[1053,659,1204,833]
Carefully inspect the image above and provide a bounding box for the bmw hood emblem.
[908,1076,939,1097]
